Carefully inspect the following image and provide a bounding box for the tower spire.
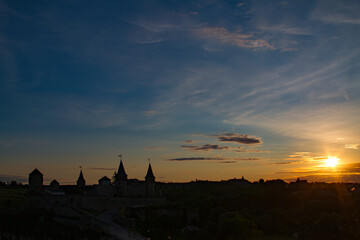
[77,168,86,187]
[116,153,127,180]
[145,160,155,196]
[145,161,155,181]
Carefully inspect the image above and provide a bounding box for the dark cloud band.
[181,144,233,151]
[213,133,262,145]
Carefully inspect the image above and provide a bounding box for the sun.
[324,156,339,168]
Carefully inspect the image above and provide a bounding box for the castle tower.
[145,162,155,196]
[77,169,86,188]
[115,155,127,196]
[29,168,43,192]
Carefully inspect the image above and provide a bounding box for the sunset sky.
[1,0,360,184]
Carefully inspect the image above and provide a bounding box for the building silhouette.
[98,176,111,186]
[27,157,157,197]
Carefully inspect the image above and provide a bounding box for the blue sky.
[1,0,360,184]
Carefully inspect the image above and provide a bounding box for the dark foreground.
[1,180,360,240]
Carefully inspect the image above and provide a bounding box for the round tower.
[29,168,43,192]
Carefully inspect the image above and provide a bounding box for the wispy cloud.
[283,152,327,163]
[221,46,360,143]
[130,11,204,33]
[345,144,360,150]
[151,30,360,146]
[226,102,360,144]
[144,110,158,115]
[314,15,360,25]
[45,99,129,128]
[311,0,360,25]
[274,151,330,166]
[196,27,274,50]
[257,24,312,36]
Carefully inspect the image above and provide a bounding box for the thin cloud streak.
[218,161,238,164]
[257,24,312,36]
[311,0,360,25]
[345,144,360,150]
[88,167,116,171]
[275,161,303,165]
[196,27,274,50]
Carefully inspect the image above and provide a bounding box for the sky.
[1,0,360,184]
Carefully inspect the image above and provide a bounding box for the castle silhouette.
[29,157,156,197]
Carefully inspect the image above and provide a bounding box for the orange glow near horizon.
[324,156,339,168]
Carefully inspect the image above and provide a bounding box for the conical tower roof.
[30,168,43,176]
[77,170,85,182]
[145,163,155,181]
[116,160,127,180]
[50,179,59,185]
[99,176,111,182]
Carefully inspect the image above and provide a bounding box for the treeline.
[134,181,360,240]
[0,180,24,188]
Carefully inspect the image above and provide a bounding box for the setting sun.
[324,156,339,168]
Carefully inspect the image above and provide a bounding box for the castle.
[29,157,156,197]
